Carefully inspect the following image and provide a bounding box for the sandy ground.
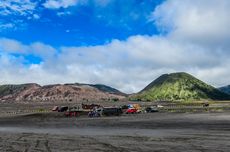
[0,111,230,152]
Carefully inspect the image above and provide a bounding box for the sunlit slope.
[131,72,230,101]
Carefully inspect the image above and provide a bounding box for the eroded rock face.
[0,83,125,102]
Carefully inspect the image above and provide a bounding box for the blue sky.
[0,0,162,46]
[0,0,230,93]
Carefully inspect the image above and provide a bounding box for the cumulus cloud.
[0,38,56,59]
[1,0,230,93]
[151,0,230,47]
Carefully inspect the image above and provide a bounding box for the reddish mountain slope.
[0,83,125,102]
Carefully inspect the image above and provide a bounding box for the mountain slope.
[130,72,230,101]
[71,83,126,96]
[219,85,230,95]
[0,83,40,98]
[0,83,125,102]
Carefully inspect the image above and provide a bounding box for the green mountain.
[130,72,230,101]
[219,85,230,95]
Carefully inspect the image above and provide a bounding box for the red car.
[126,108,138,114]
[65,111,80,117]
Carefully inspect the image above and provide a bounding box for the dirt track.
[0,112,230,152]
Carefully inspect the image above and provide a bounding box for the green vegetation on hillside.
[130,72,230,101]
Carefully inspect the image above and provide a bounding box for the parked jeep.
[58,106,68,112]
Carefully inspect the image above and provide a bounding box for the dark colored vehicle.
[88,107,123,117]
[121,105,129,110]
[58,106,68,112]
[102,107,123,116]
[145,106,159,113]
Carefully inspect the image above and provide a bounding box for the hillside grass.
[130,72,230,102]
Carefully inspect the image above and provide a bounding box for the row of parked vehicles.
[52,103,160,118]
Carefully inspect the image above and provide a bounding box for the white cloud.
[43,0,79,9]
[151,0,230,47]
[33,14,40,19]
[0,33,229,93]
[57,11,71,16]
[0,38,56,59]
[0,38,27,53]
[0,0,37,16]
[1,0,230,93]
[0,23,15,30]
[0,19,27,31]
[0,0,39,30]
[43,0,113,9]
